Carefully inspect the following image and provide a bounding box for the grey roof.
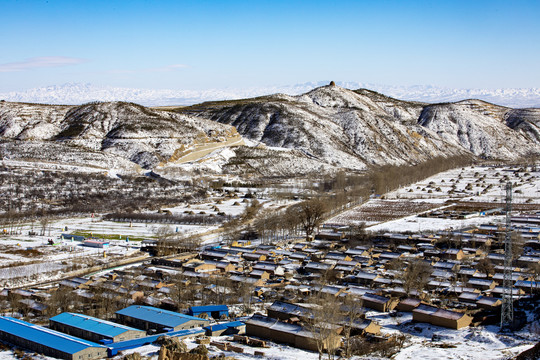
[267,301,312,318]
[245,314,312,338]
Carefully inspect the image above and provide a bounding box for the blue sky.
[1,0,539,92]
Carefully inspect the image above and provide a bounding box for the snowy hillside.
[1,81,539,108]
[0,101,238,170]
[178,84,540,170]
[2,84,540,177]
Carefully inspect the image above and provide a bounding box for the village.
[0,164,539,359]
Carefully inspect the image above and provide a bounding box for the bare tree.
[511,232,525,261]
[341,295,364,358]
[306,292,342,360]
[238,281,254,314]
[527,263,540,295]
[401,259,432,296]
[477,258,494,276]
[291,199,327,241]
[39,216,49,236]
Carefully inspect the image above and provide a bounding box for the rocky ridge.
[179,84,540,172]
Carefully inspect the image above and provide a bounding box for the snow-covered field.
[0,189,292,286]
[387,165,540,204]
[370,310,536,360]
[329,164,540,233]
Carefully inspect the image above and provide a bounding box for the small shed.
[396,298,422,312]
[188,305,229,319]
[361,293,398,312]
[83,240,110,248]
[61,234,86,242]
[204,321,245,336]
[412,304,438,323]
[430,309,472,329]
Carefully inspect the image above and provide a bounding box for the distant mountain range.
[1,82,539,108]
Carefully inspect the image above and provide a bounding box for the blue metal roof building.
[50,312,146,344]
[188,305,229,319]
[115,305,209,332]
[61,234,85,242]
[203,320,245,336]
[0,316,107,360]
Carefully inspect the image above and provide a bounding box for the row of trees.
[252,198,327,244]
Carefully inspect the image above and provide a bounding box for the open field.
[329,164,540,233]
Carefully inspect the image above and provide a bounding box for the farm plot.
[388,165,540,204]
[329,199,445,226]
[329,164,540,232]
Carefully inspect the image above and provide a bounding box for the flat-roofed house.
[350,271,379,286]
[458,292,481,304]
[304,262,333,274]
[266,301,312,321]
[476,296,502,310]
[467,278,497,291]
[360,293,398,312]
[413,305,472,329]
[412,304,439,323]
[430,309,472,329]
[396,298,422,312]
[203,321,245,336]
[443,249,465,260]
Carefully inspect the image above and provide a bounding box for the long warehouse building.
[0,316,107,360]
[50,312,146,344]
[115,305,209,332]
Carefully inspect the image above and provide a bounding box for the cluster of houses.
[1,213,539,358]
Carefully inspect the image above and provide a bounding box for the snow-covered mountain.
[1,82,539,108]
[1,84,540,177]
[0,101,237,171]
[177,84,540,171]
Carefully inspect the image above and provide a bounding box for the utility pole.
[501,182,514,330]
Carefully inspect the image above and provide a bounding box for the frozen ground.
[0,192,291,287]
[386,165,540,204]
[368,310,536,360]
[329,164,540,233]
[367,213,505,233]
